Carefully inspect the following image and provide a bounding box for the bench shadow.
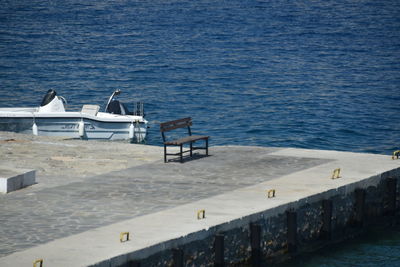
[166,153,211,163]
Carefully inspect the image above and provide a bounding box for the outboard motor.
[38,89,66,113]
[107,100,122,114]
[105,89,133,115]
[106,100,132,115]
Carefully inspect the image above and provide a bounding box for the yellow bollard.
[197,209,206,219]
[267,189,276,198]
[33,259,43,267]
[331,168,341,179]
[120,232,130,242]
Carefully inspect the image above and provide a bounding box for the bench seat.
[164,135,209,146]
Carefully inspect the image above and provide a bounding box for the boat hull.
[0,116,147,142]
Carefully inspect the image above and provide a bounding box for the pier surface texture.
[0,132,399,266]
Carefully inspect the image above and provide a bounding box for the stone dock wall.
[102,168,400,267]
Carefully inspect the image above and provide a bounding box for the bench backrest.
[160,117,192,142]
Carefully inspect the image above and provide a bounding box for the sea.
[0,0,399,265]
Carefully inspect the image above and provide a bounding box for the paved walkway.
[0,140,329,257]
[0,132,163,189]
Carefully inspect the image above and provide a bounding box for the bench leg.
[206,139,208,156]
[190,142,193,157]
[164,145,167,163]
[180,144,183,163]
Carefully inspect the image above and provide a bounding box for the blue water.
[0,0,399,264]
[279,226,400,267]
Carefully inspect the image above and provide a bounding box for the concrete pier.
[0,132,399,266]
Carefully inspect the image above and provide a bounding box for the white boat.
[0,89,148,142]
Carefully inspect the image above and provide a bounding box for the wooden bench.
[160,117,209,163]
